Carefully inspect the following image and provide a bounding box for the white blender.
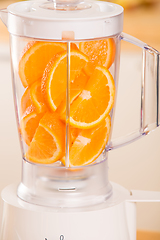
[0,0,160,239]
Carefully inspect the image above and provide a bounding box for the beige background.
[0,0,160,233]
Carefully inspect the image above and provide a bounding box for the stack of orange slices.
[19,39,116,166]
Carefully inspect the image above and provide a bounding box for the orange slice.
[70,65,115,129]
[62,115,111,166]
[25,112,65,164]
[79,38,116,76]
[20,87,32,116]
[41,49,89,112]
[70,126,81,144]
[20,106,44,146]
[19,41,67,88]
[56,71,89,120]
[30,80,47,113]
[21,80,47,115]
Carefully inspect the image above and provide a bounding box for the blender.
[0,0,160,239]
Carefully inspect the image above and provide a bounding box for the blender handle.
[127,190,160,203]
[108,32,160,151]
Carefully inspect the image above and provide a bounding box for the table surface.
[137,230,160,240]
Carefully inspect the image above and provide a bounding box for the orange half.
[70,65,115,129]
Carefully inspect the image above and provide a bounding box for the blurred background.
[0,0,160,239]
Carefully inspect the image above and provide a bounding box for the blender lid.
[7,0,123,40]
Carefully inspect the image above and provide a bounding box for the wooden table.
[137,231,160,240]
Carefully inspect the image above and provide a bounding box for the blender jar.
[12,35,119,207]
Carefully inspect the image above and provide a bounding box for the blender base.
[0,183,136,240]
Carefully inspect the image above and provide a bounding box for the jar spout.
[0,8,8,27]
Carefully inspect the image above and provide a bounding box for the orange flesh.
[70,66,115,128]
[20,106,44,145]
[26,112,65,164]
[79,38,116,76]
[19,42,67,87]
[64,116,111,166]
[18,39,116,166]
[41,49,88,112]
